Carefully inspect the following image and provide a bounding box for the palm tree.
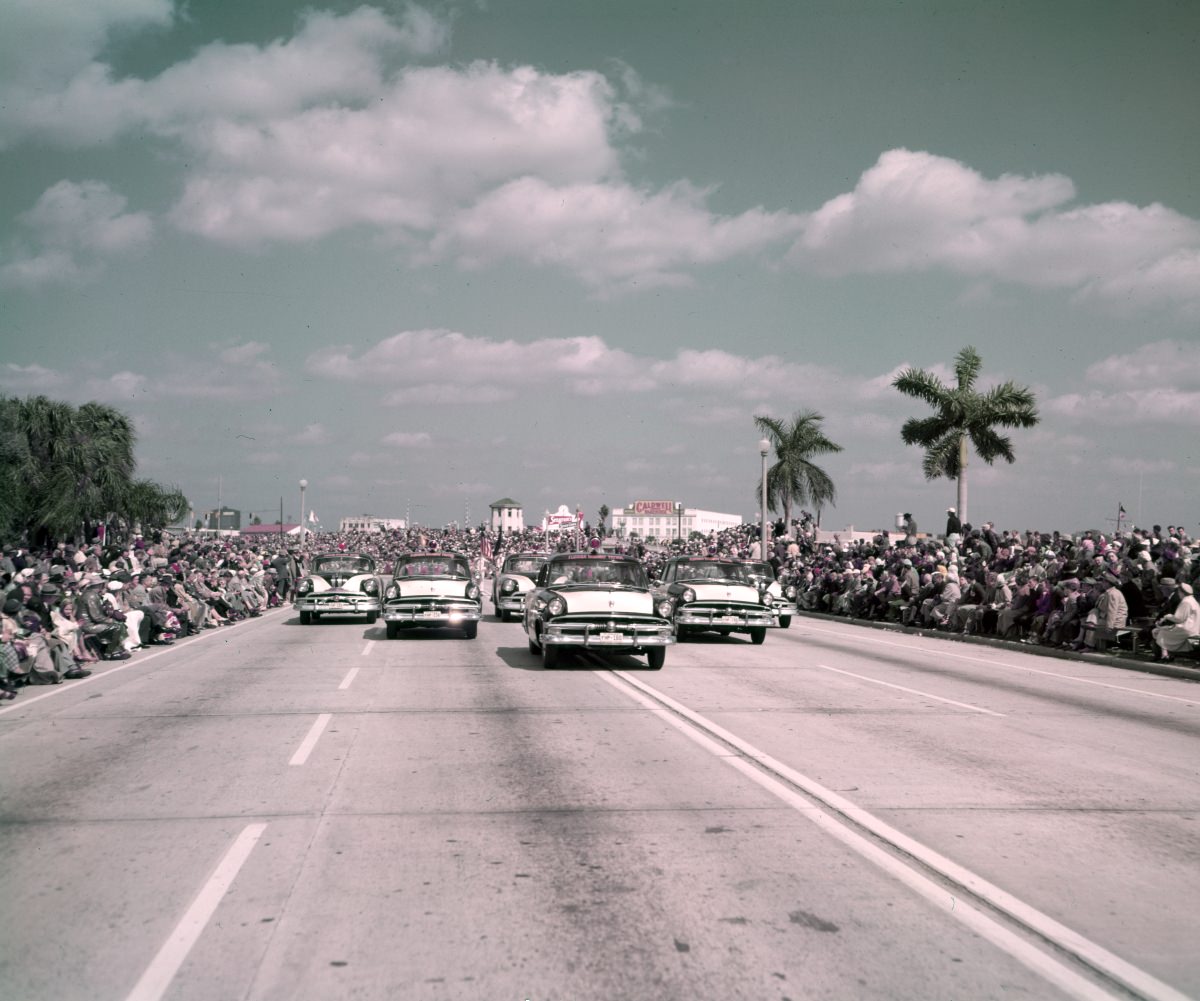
[893,345,1039,525]
[753,411,843,529]
[597,504,609,536]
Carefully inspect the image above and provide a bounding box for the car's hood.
[501,574,537,589]
[553,589,654,615]
[684,582,761,602]
[394,578,473,598]
[307,573,373,592]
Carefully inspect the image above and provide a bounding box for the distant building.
[204,508,241,531]
[339,515,407,533]
[611,501,741,541]
[489,498,524,534]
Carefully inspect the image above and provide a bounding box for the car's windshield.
[505,557,546,575]
[742,561,777,582]
[672,560,751,582]
[312,556,374,574]
[394,557,471,578]
[547,560,647,587]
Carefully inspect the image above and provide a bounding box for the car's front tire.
[299,610,311,625]
[542,642,561,669]
[463,621,478,639]
[527,632,540,654]
[778,615,791,629]
[385,621,399,639]
[749,627,767,645]
[645,647,666,670]
[366,612,378,625]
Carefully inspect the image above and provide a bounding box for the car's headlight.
[296,579,313,594]
[680,587,696,604]
[466,583,480,601]
[656,599,673,618]
[785,585,797,599]
[385,584,398,599]
[501,578,518,594]
[362,578,379,595]
[760,591,775,606]
[547,596,566,617]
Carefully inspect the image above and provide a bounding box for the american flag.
[481,535,493,560]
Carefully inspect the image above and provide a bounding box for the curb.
[793,610,1200,683]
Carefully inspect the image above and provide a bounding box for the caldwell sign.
[633,500,677,516]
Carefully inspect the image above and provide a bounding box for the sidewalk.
[794,611,1200,683]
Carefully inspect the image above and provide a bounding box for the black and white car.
[654,556,775,644]
[294,553,382,625]
[382,553,482,639]
[491,553,548,621]
[736,559,798,628]
[524,552,674,669]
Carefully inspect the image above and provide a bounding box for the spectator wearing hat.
[1151,582,1200,661]
[1079,573,1129,650]
[76,575,130,660]
[946,507,962,548]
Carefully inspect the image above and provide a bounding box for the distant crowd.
[3,511,1197,700]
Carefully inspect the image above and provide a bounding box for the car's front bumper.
[675,604,775,628]
[384,600,482,625]
[295,594,381,615]
[494,593,527,613]
[542,617,675,649]
[770,601,798,623]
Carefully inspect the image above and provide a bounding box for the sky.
[1,0,1197,536]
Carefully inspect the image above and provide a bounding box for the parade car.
[653,556,775,644]
[523,552,674,669]
[382,553,482,639]
[737,559,798,628]
[491,553,549,621]
[294,553,382,625]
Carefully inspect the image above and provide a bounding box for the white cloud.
[0,363,68,393]
[435,177,803,291]
[1046,388,1200,426]
[789,149,1200,313]
[1080,339,1200,390]
[1,180,152,287]
[293,423,331,445]
[381,431,432,447]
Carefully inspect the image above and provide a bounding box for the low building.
[339,515,407,533]
[203,508,241,531]
[611,501,742,541]
[489,498,524,534]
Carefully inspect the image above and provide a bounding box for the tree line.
[0,396,188,546]
[755,345,1039,527]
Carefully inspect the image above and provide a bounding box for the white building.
[489,498,525,534]
[339,515,407,533]
[611,500,742,541]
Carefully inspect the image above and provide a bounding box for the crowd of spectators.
[3,511,1197,701]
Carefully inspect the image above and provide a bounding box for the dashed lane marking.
[288,713,331,766]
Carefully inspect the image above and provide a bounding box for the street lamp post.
[676,501,682,543]
[758,438,770,561]
[299,479,308,546]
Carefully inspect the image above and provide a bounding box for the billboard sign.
[633,500,677,516]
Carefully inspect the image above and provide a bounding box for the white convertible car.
[294,553,382,625]
[523,552,674,670]
[382,553,482,639]
[654,556,776,644]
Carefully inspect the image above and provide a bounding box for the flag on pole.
[1118,504,1126,514]
[481,535,493,560]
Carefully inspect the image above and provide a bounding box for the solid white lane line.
[338,667,359,690]
[816,663,1006,716]
[604,670,1191,1001]
[0,606,290,717]
[289,713,331,766]
[361,640,374,657]
[125,822,267,1001]
[798,622,1199,705]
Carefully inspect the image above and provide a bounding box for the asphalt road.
[1,595,1197,1001]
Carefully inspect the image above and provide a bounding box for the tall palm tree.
[753,411,843,529]
[893,345,1039,525]
[597,504,609,536]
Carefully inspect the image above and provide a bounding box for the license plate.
[716,615,741,623]
[326,602,349,610]
[419,611,441,619]
[590,633,626,645]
